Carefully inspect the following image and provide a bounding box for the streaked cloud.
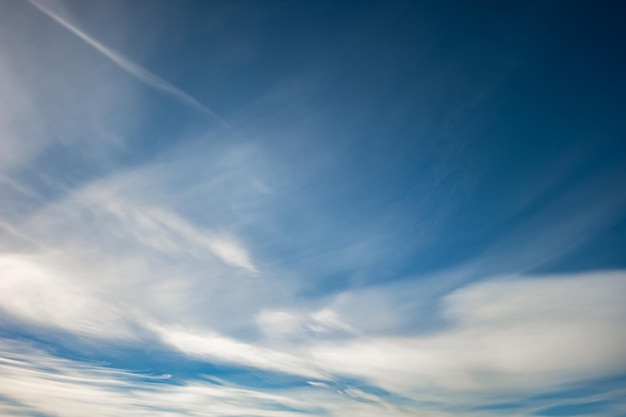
[154,325,325,379]
[26,0,231,128]
[309,272,626,395]
[0,339,428,417]
[1,0,625,416]
[1,272,624,416]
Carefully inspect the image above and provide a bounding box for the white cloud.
[81,186,258,272]
[309,272,626,396]
[206,233,258,272]
[1,21,624,406]
[309,308,358,335]
[0,171,260,339]
[0,339,297,417]
[0,256,132,338]
[3,169,625,403]
[257,310,301,338]
[343,387,381,403]
[0,339,431,417]
[146,271,626,405]
[2,162,625,413]
[155,325,324,380]
[256,308,356,341]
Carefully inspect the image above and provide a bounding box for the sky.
[0,0,625,416]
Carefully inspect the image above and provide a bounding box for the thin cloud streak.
[26,0,234,130]
[0,339,424,417]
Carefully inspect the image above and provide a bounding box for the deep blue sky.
[0,1,625,416]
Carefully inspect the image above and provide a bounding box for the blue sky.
[1,0,625,416]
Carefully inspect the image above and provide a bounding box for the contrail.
[26,0,233,130]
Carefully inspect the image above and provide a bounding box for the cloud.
[309,308,358,334]
[142,270,626,408]
[256,308,357,342]
[2,143,625,406]
[155,325,325,379]
[5,195,625,405]
[308,272,626,396]
[81,186,258,272]
[0,338,303,417]
[0,255,132,339]
[0,338,428,417]
[26,0,232,129]
[2,2,625,415]
[0,163,260,339]
[257,310,302,338]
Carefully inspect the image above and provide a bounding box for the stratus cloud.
[26,0,232,129]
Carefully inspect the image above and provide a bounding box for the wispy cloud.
[83,187,258,272]
[154,325,325,379]
[26,0,233,130]
[1,114,624,415]
[3,278,625,417]
[0,338,428,417]
[2,1,625,415]
[2,144,625,406]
